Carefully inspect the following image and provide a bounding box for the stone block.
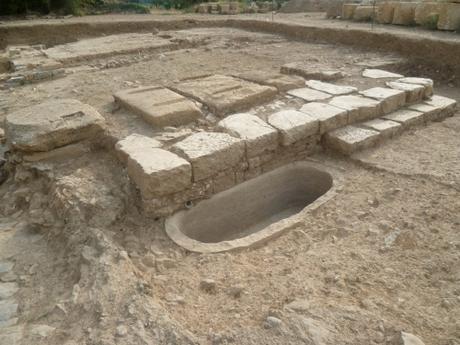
[218,3,231,14]
[115,133,162,165]
[299,102,348,134]
[392,2,417,25]
[114,86,202,128]
[408,103,442,122]
[377,2,396,24]
[172,132,245,181]
[171,75,277,116]
[353,6,375,21]
[281,62,344,81]
[386,81,425,104]
[360,118,402,138]
[305,80,357,95]
[438,3,460,31]
[396,77,433,98]
[287,87,332,102]
[414,2,441,26]
[324,126,380,155]
[362,69,403,79]
[342,3,359,19]
[235,71,305,91]
[425,95,457,112]
[329,95,382,123]
[267,110,319,146]
[382,109,425,128]
[124,143,191,198]
[217,113,278,157]
[5,99,105,152]
[419,95,457,120]
[359,87,406,114]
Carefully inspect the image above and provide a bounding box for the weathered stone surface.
[329,95,382,123]
[114,86,202,127]
[0,283,19,300]
[424,95,457,112]
[287,88,332,102]
[362,69,403,79]
[386,81,425,103]
[0,262,13,274]
[324,125,380,155]
[409,95,457,122]
[400,332,425,345]
[281,62,344,81]
[235,71,305,91]
[408,103,441,122]
[382,109,425,128]
[217,113,278,157]
[299,102,348,134]
[392,2,417,25]
[115,134,162,165]
[22,143,89,163]
[0,326,23,345]
[397,77,433,98]
[342,3,359,19]
[0,300,18,321]
[415,2,441,26]
[172,132,245,181]
[125,143,192,198]
[438,3,460,31]
[5,99,105,152]
[353,6,375,21]
[359,87,406,114]
[171,75,277,116]
[267,110,319,146]
[360,118,402,138]
[377,1,396,24]
[305,80,357,95]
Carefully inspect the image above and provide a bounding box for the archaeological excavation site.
[0,2,459,344]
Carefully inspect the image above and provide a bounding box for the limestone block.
[5,99,105,152]
[438,3,460,31]
[218,3,231,14]
[172,132,245,181]
[382,109,425,128]
[408,103,442,122]
[425,95,457,112]
[329,95,382,123]
[392,2,417,25]
[377,2,396,24]
[299,102,348,134]
[396,77,433,98]
[126,145,191,198]
[217,113,278,157]
[267,110,319,146]
[305,80,357,95]
[114,86,202,128]
[281,62,344,81]
[353,6,375,21]
[414,2,441,26]
[287,87,332,102]
[115,133,162,165]
[386,81,425,103]
[342,4,359,19]
[324,126,380,155]
[326,0,343,18]
[362,69,403,79]
[359,87,406,114]
[235,71,305,91]
[360,118,402,138]
[198,3,208,13]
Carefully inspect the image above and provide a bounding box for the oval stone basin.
[165,161,340,253]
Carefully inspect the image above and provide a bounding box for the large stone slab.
[281,62,344,81]
[324,125,380,155]
[424,95,457,112]
[124,139,192,198]
[329,95,382,123]
[415,2,441,26]
[410,95,457,121]
[171,75,277,116]
[392,2,417,25]
[353,6,375,21]
[172,132,245,181]
[396,77,433,98]
[235,71,305,91]
[386,81,425,104]
[377,1,396,24]
[287,88,332,102]
[267,110,319,146]
[299,102,348,134]
[408,103,442,122]
[114,86,202,128]
[382,109,425,128]
[360,118,402,138]
[115,133,162,165]
[5,99,105,152]
[305,80,357,95]
[362,69,403,79]
[217,113,278,157]
[359,87,406,114]
[438,3,460,31]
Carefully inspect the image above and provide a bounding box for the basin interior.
[171,163,333,244]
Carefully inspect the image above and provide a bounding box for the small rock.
[200,279,217,293]
[0,282,19,300]
[164,293,185,305]
[116,325,128,337]
[0,272,17,283]
[285,299,310,313]
[264,316,282,329]
[226,285,244,298]
[30,324,55,338]
[0,300,18,321]
[400,331,425,345]
[367,197,379,207]
[155,257,176,271]
[0,262,13,274]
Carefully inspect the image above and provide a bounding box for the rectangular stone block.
[386,81,425,104]
[382,109,425,128]
[281,62,344,81]
[408,103,442,122]
[415,2,441,26]
[235,71,305,91]
[359,87,406,114]
[267,110,319,146]
[287,88,332,102]
[353,6,375,21]
[396,77,433,98]
[424,95,457,112]
[171,75,277,116]
[419,95,457,120]
[392,2,417,25]
[342,3,359,19]
[172,132,245,181]
[114,86,202,128]
[362,69,403,79]
[299,102,348,134]
[377,2,396,24]
[217,113,278,157]
[115,133,162,165]
[438,3,460,31]
[360,118,402,138]
[324,126,380,155]
[305,80,357,96]
[329,95,382,123]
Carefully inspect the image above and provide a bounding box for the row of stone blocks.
[337,1,460,31]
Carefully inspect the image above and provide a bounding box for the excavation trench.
[165,161,340,253]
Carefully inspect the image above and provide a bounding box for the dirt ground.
[0,16,459,345]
